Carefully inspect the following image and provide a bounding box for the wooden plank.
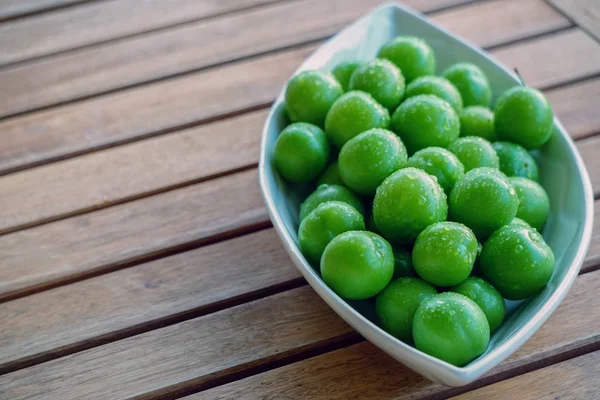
[0,0,569,118]
[0,286,354,400]
[0,0,91,20]
[0,110,265,234]
[450,351,600,399]
[547,0,600,42]
[3,266,600,400]
[189,268,600,400]
[0,0,284,65]
[0,168,268,301]
[547,77,600,140]
[577,135,600,198]
[0,37,598,237]
[0,228,301,373]
[0,28,596,177]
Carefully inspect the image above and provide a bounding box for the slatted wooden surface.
[0,0,598,398]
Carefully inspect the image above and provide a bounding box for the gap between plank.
[0,0,103,23]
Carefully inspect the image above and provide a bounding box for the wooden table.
[0,0,599,398]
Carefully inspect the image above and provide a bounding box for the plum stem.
[514,68,526,86]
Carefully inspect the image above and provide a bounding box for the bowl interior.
[259,3,593,385]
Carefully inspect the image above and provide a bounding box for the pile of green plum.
[273,36,554,367]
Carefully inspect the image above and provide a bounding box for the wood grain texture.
[547,78,600,140]
[451,351,600,399]
[0,73,598,238]
[0,0,283,65]
[0,169,268,301]
[547,0,600,42]
[0,229,301,373]
[0,110,265,234]
[0,0,90,20]
[0,286,353,400]
[0,28,596,177]
[0,0,568,118]
[577,134,600,198]
[188,269,600,400]
[3,267,599,400]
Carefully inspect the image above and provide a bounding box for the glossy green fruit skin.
[390,94,460,155]
[376,277,437,342]
[413,221,478,287]
[273,122,330,182]
[442,63,491,107]
[317,161,344,186]
[511,217,532,228]
[495,87,554,149]
[377,36,436,82]
[450,277,506,332]
[413,292,490,366]
[393,247,416,278]
[349,59,405,111]
[459,106,496,141]
[481,225,555,300]
[404,75,463,113]
[321,230,394,300]
[332,61,361,91]
[339,129,408,195]
[492,141,540,181]
[449,136,499,172]
[299,201,365,264]
[449,168,519,239]
[325,91,390,148]
[285,70,343,126]
[408,147,465,195]
[509,177,550,231]
[373,167,448,245]
[299,184,364,221]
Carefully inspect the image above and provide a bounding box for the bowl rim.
[258,1,594,385]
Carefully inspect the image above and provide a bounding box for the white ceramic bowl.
[259,2,594,386]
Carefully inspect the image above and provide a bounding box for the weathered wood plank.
[577,134,600,198]
[0,0,284,65]
[0,0,91,20]
[3,266,600,400]
[0,286,354,400]
[0,0,568,118]
[188,268,600,400]
[0,169,268,301]
[0,228,301,373]
[547,0,600,42]
[450,351,600,399]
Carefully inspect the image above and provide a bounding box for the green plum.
[511,217,532,228]
[413,221,478,287]
[449,136,499,172]
[378,36,436,82]
[349,58,405,111]
[492,141,540,181]
[393,247,416,278]
[285,70,343,126]
[449,168,519,239]
[317,161,344,186]
[299,184,365,221]
[408,147,465,195]
[450,276,505,332]
[332,61,362,91]
[413,292,490,366]
[495,86,554,149]
[338,128,408,195]
[273,122,330,182]
[298,201,365,264]
[509,177,550,231]
[442,63,491,107]
[404,75,463,113]
[376,277,437,342]
[373,167,448,245]
[480,225,554,300]
[325,91,390,148]
[390,94,460,154]
[460,106,496,141]
[321,230,394,300]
